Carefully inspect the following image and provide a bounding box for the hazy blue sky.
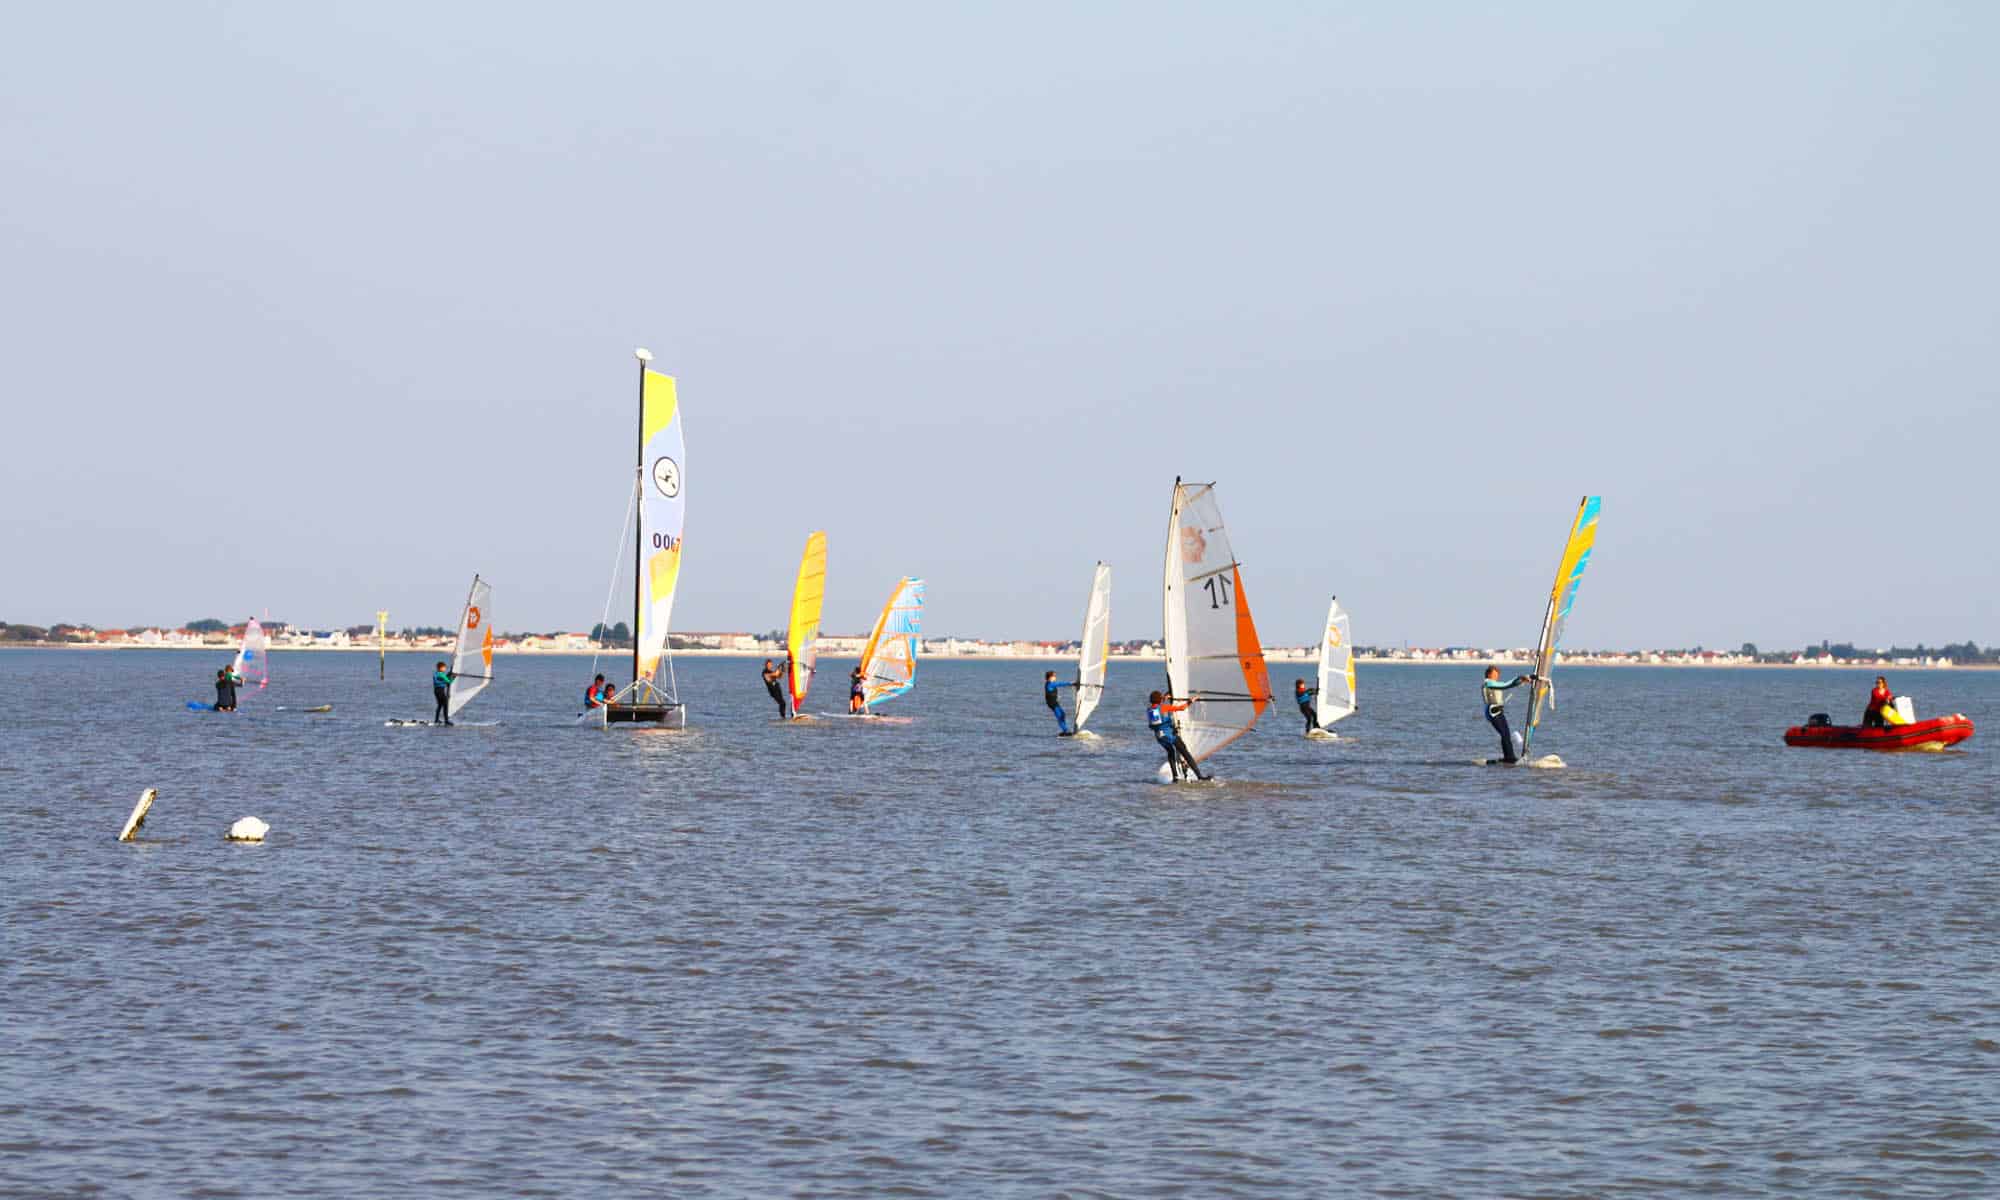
[3,2,1994,649]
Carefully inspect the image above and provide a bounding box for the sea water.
[2,649,1995,1197]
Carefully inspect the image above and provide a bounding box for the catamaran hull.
[601,704,687,729]
[1783,715,1973,751]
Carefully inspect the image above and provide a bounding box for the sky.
[2,2,1995,650]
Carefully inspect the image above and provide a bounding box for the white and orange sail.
[447,575,494,720]
[785,531,827,715]
[1162,479,1271,764]
[1314,596,1355,730]
[858,577,925,710]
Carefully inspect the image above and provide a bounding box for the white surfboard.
[118,788,157,842]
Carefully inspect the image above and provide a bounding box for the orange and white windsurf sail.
[858,577,925,709]
[447,574,494,719]
[1162,478,1271,763]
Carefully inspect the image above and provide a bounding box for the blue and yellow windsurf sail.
[1523,495,1600,755]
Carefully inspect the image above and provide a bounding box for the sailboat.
[594,349,686,728]
[388,575,495,726]
[1161,478,1271,777]
[850,577,925,717]
[232,617,270,694]
[1306,596,1356,739]
[783,531,827,720]
[1518,495,1601,764]
[1070,562,1111,737]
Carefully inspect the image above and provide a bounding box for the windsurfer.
[1482,666,1535,763]
[1294,678,1320,733]
[1044,670,1076,736]
[761,659,790,718]
[849,665,866,714]
[432,660,454,725]
[1863,676,1895,727]
[1147,691,1208,781]
[213,667,241,712]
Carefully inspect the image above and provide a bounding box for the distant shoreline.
[0,642,1988,670]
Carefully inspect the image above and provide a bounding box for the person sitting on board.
[761,659,790,719]
[1481,665,1535,764]
[1044,670,1077,736]
[849,665,867,714]
[1294,678,1320,734]
[432,660,455,726]
[1863,676,1895,727]
[584,674,611,709]
[1147,691,1209,781]
[213,667,240,712]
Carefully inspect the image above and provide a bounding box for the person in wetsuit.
[1294,678,1320,734]
[1863,676,1895,727]
[1147,690,1208,781]
[761,659,790,718]
[432,660,454,725]
[849,665,866,714]
[1044,670,1076,736]
[1482,665,1535,763]
[213,667,240,712]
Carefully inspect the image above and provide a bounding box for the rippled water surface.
[3,649,1996,1197]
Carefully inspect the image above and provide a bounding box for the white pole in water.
[377,610,389,681]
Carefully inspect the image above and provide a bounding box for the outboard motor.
[1806,713,1832,728]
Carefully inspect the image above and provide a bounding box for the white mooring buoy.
[226,816,269,843]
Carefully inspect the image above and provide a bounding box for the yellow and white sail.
[1163,479,1271,763]
[1073,562,1112,731]
[634,369,685,694]
[786,531,827,712]
[447,574,494,719]
[1315,596,1355,728]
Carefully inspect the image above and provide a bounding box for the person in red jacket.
[1863,676,1894,727]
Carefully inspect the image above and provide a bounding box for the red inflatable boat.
[1783,714,1975,751]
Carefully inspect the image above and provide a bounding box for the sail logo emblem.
[466,606,481,630]
[1181,526,1207,563]
[1326,623,1342,648]
[652,456,681,498]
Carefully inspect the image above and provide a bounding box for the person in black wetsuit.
[213,667,240,712]
[1481,665,1536,763]
[849,665,866,714]
[432,660,454,725]
[761,659,790,718]
[1294,678,1320,734]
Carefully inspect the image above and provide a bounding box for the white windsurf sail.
[1162,479,1271,763]
[1073,562,1111,731]
[232,618,269,691]
[858,577,925,710]
[1315,596,1356,727]
[447,575,494,719]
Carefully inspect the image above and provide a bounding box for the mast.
[632,347,652,696]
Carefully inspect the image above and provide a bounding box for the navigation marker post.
[377,610,389,681]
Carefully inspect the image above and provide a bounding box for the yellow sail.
[786,532,827,709]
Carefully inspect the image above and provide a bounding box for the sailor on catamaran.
[761,659,790,718]
[1294,678,1320,734]
[1044,670,1077,736]
[1147,691,1208,781]
[432,660,455,725]
[1482,665,1537,764]
[584,674,612,709]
